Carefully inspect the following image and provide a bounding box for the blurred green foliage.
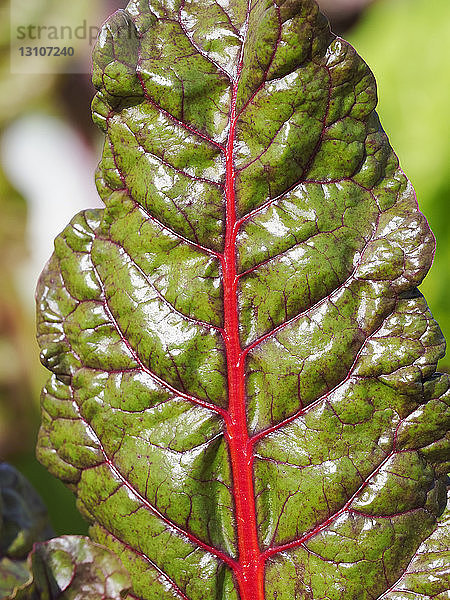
[0,168,88,535]
[0,0,90,125]
[348,0,450,370]
[0,167,33,459]
[0,167,88,535]
[0,0,96,536]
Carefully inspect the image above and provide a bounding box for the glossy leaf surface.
[36,0,450,598]
[381,504,450,599]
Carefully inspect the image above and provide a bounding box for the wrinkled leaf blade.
[36,0,449,598]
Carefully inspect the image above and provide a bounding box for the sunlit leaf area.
[0,0,448,540]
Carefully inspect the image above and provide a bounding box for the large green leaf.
[36,0,449,598]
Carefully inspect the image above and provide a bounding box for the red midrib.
[222,74,265,598]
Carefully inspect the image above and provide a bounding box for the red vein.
[237,106,292,173]
[139,146,224,188]
[71,391,236,570]
[235,62,332,228]
[239,197,382,360]
[135,72,225,151]
[235,3,282,120]
[262,444,406,560]
[178,0,234,81]
[134,201,222,259]
[375,562,413,600]
[219,3,266,597]
[121,118,223,187]
[105,131,223,258]
[100,236,224,334]
[90,253,228,420]
[106,529,193,600]
[105,122,219,248]
[261,409,419,562]
[250,294,396,446]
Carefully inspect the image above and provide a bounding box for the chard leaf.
[0,559,30,599]
[11,536,131,600]
[0,467,130,599]
[36,0,449,598]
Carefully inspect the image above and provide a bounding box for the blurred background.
[0,0,448,535]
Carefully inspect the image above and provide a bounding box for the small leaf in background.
[0,467,130,599]
[0,559,30,599]
[36,0,449,598]
[0,464,52,598]
[318,0,374,33]
[0,464,53,559]
[12,536,131,600]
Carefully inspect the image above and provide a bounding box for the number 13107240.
[19,46,74,57]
